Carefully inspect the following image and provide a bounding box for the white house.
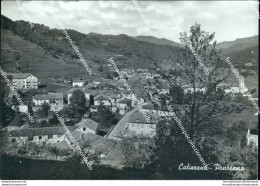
[72,79,85,87]
[94,95,111,106]
[12,104,28,113]
[90,105,98,113]
[8,73,38,89]
[127,122,156,138]
[32,92,64,111]
[117,98,131,115]
[158,89,169,95]
[247,128,258,147]
[184,87,206,94]
[8,126,77,145]
[224,86,248,94]
[139,72,154,79]
[142,104,171,117]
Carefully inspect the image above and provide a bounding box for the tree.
[98,64,104,72]
[0,96,15,127]
[38,102,50,117]
[156,23,231,141]
[146,118,233,179]
[93,104,118,127]
[169,84,184,104]
[106,72,112,79]
[148,23,234,179]
[69,90,87,116]
[118,129,150,168]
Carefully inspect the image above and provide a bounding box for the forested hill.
[1,15,182,70]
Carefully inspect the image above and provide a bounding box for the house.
[94,95,111,106]
[158,89,169,95]
[33,92,64,111]
[90,105,98,113]
[126,111,157,138]
[62,132,116,158]
[224,86,248,94]
[132,97,145,107]
[75,118,99,135]
[139,72,154,79]
[72,79,85,87]
[117,98,132,115]
[136,68,149,73]
[8,73,38,89]
[183,87,206,94]
[245,63,253,67]
[8,126,77,145]
[121,90,133,100]
[142,103,171,117]
[109,94,122,104]
[99,82,117,90]
[12,104,28,113]
[153,74,161,78]
[247,128,258,147]
[121,68,132,75]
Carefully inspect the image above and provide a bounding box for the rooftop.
[128,110,157,124]
[73,79,85,83]
[33,92,63,100]
[95,94,110,101]
[7,73,35,79]
[10,126,77,137]
[119,98,131,104]
[76,118,99,131]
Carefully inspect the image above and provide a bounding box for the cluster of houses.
[5,69,258,149]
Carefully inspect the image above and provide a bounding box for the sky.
[1,1,259,43]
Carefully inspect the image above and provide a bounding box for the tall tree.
[69,89,87,115]
[148,23,234,179]
[156,23,230,141]
[39,102,50,117]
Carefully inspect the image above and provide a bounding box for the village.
[1,63,258,168]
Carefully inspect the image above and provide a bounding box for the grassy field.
[1,29,93,83]
[0,155,154,180]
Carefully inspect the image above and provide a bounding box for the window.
[11,139,16,143]
[141,124,144,128]
[29,136,33,141]
[39,136,42,140]
[48,135,53,139]
[132,123,135,127]
[83,127,86,131]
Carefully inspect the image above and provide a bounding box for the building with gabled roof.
[75,118,99,135]
[32,92,64,111]
[72,79,85,87]
[7,73,38,89]
[94,95,111,106]
[8,126,77,144]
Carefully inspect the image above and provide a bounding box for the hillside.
[1,14,258,84]
[1,15,182,72]
[132,36,183,47]
[1,29,92,83]
[216,35,258,51]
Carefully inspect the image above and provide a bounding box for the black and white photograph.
[0,0,259,184]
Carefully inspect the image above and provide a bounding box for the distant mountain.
[224,45,258,68]
[1,14,258,80]
[132,35,183,47]
[216,35,258,53]
[217,35,258,68]
[1,15,182,75]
